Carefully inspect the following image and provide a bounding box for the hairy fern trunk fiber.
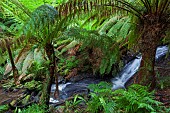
[40,43,58,106]
[134,16,166,90]
[5,39,19,85]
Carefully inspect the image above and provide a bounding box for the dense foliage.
[87,82,167,113]
[0,0,170,112]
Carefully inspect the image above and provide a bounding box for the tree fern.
[54,0,170,89]
[20,4,58,41]
[62,27,121,75]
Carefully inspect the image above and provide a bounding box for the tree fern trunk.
[134,47,157,90]
[5,40,19,85]
[134,21,165,90]
[40,43,58,107]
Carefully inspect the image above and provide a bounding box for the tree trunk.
[54,56,59,99]
[40,43,58,107]
[134,47,157,90]
[54,71,59,99]
[134,20,165,90]
[5,39,19,85]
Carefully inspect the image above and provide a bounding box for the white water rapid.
[112,46,169,90]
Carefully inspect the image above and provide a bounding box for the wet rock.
[58,75,65,84]
[50,76,103,103]
[62,84,89,98]
[69,73,98,82]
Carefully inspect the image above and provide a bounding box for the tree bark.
[134,47,157,90]
[134,19,165,90]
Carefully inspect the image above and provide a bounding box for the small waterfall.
[112,55,142,90]
[50,83,71,103]
[112,46,168,90]
[155,45,168,59]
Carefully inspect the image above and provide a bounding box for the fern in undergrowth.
[61,16,135,75]
[19,104,46,113]
[99,15,140,53]
[87,82,116,113]
[113,84,165,113]
[87,82,167,113]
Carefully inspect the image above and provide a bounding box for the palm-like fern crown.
[55,0,170,41]
[21,5,58,43]
[2,0,170,47]
[2,0,170,74]
[55,1,168,16]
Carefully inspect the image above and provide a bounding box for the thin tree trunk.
[40,43,59,108]
[53,56,59,99]
[54,71,59,99]
[5,39,19,85]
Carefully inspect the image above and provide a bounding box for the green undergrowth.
[0,66,4,78]
[24,80,42,91]
[158,76,170,89]
[62,94,87,113]
[0,104,10,112]
[57,56,80,76]
[18,104,46,113]
[62,82,169,113]
[2,79,42,91]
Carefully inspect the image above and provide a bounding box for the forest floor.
[0,57,170,111]
[155,56,170,107]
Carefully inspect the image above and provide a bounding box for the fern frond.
[10,0,31,17]
[113,84,164,113]
[99,16,118,34]
[0,0,27,33]
[21,4,57,40]
[62,27,120,75]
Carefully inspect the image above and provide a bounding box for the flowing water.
[50,77,102,103]
[50,46,169,103]
[112,45,168,90]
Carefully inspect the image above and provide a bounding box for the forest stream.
[49,46,170,107]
